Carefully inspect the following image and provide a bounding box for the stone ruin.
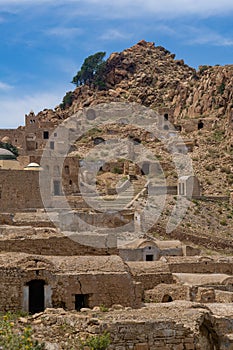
[0,112,233,348]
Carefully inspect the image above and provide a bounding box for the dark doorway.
[43,131,49,139]
[93,137,105,145]
[132,137,141,145]
[28,280,45,314]
[162,294,173,302]
[75,294,89,311]
[175,125,182,131]
[164,113,169,121]
[146,254,154,261]
[198,121,204,130]
[53,180,61,196]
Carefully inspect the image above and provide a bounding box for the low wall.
[0,236,118,256]
[127,262,175,290]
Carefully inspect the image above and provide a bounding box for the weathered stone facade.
[0,253,141,313]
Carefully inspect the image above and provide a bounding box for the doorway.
[53,180,61,196]
[162,294,173,302]
[28,280,45,314]
[146,254,154,261]
[75,294,89,311]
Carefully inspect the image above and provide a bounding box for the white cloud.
[0,90,64,128]
[75,0,233,18]
[100,29,132,41]
[2,0,233,18]
[0,82,14,91]
[45,26,83,39]
[181,26,233,46]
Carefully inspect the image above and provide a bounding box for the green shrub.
[205,164,216,171]
[81,332,111,350]
[113,167,122,174]
[99,304,109,312]
[221,166,231,174]
[198,65,209,74]
[212,130,225,142]
[0,312,44,349]
[217,82,225,95]
[220,219,227,226]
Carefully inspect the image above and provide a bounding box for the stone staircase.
[92,177,147,212]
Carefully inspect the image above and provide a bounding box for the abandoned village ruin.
[1,40,233,349]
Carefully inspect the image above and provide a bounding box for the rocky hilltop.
[27,40,233,253]
[37,40,233,125]
[33,40,233,198]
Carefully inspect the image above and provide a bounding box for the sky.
[0,0,233,128]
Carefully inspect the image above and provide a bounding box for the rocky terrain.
[31,40,233,195]
[5,302,233,349]
[19,40,233,252]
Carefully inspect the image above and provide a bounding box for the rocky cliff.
[37,40,233,126]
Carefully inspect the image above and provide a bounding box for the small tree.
[0,142,19,158]
[60,91,75,110]
[72,52,106,87]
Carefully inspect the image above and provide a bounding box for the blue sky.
[0,0,233,128]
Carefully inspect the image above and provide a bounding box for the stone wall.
[0,254,142,312]
[0,128,25,150]
[167,257,233,274]
[0,169,43,211]
[144,284,190,303]
[19,302,233,350]
[0,235,117,256]
[127,262,175,290]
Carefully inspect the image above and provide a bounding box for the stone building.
[0,253,141,313]
[178,175,201,198]
[119,237,183,261]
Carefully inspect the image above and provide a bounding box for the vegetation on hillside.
[71,52,106,88]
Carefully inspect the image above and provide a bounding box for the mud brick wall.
[0,170,43,211]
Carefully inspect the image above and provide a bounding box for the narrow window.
[198,121,204,130]
[54,180,61,196]
[43,131,49,139]
[64,165,70,175]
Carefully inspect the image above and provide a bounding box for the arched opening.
[199,319,220,349]
[133,138,141,145]
[198,121,204,130]
[93,137,105,145]
[162,294,173,303]
[129,136,141,145]
[164,113,169,121]
[27,280,45,314]
[64,165,70,175]
[163,125,169,130]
